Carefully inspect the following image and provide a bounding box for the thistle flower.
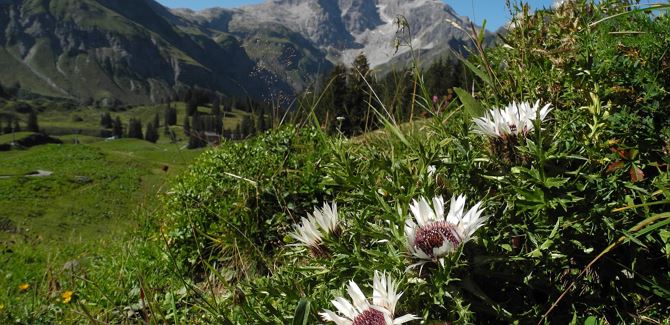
[405,195,486,267]
[312,201,340,236]
[290,216,323,249]
[289,202,340,256]
[472,101,552,139]
[320,271,419,325]
[472,101,551,165]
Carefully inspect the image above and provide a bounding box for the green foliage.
[156,1,670,324]
[164,126,329,282]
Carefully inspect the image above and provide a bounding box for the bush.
[164,126,330,282]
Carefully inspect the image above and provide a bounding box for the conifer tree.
[145,121,159,143]
[234,123,241,139]
[2,118,12,134]
[100,112,113,128]
[345,54,372,134]
[318,64,348,133]
[113,117,123,137]
[127,118,143,139]
[212,97,224,134]
[425,57,455,97]
[212,97,221,116]
[187,97,198,116]
[256,111,266,132]
[183,114,191,137]
[164,103,177,126]
[187,113,207,149]
[27,111,39,132]
[216,113,224,135]
[153,112,160,129]
[240,114,253,137]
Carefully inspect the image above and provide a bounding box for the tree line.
[305,53,471,135]
[99,98,272,148]
[0,111,40,134]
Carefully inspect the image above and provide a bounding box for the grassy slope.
[0,139,203,319]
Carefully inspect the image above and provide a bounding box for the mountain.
[0,0,476,105]
[180,0,476,67]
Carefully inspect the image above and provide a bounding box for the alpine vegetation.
[473,101,552,165]
[320,271,419,325]
[7,1,670,324]
[405,195,486,267]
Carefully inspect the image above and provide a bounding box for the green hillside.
[0,139,203,322]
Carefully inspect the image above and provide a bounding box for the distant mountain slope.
[0,0,328,104]
[0,0,478,104]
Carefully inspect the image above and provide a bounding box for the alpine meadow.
[0,0,669,324]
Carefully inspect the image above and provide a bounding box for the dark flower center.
[353,308,386,325]
[414,221,461,257]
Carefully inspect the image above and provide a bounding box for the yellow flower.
[62,290,74,304]
[18,283,30,292]
[0,304,4,310]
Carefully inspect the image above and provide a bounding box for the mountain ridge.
[179,0,476,67]
[0,0,478,104]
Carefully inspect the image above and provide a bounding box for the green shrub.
[163,126,331,282]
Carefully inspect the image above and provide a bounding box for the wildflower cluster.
[292,198,492,320]
[286,100,552,323]
[472,101,552,165]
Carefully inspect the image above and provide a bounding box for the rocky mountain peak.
[196,0,474,67]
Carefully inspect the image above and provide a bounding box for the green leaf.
[459,58,493,86]
[584,316,598,325]
[544,177,569,189]
[454,87,486,118]
[292,299,311,325]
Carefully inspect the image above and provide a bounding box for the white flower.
[472,101,552,138]
[405,195,486,266]
[312,201,340,235]
[320,271,419,325]
[290,216,323,248]
[427,165,436,177]
[289,202,340,255]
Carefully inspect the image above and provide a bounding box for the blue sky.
[156,0,559,30]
